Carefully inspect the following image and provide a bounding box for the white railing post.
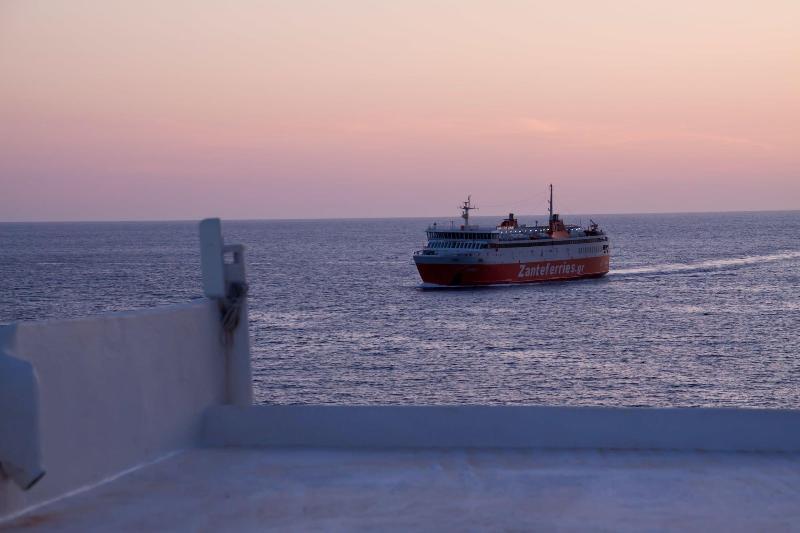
[199,219,253,406]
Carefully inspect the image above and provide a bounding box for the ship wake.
[611,251,800,277]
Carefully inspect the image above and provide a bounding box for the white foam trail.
[611,251,800,276]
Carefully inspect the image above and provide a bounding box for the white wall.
[204,405,800,452]
[4,293,800,522]
[0,300,226,519]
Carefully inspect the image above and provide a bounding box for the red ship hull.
[416,256,609,287]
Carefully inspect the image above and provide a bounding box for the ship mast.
[460,195,477,228]
[548,184,554,222]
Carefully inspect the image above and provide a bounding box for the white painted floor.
[5,448,800,532]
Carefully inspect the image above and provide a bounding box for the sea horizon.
[3,211,799,408]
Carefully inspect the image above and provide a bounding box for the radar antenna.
[460,195,477,228]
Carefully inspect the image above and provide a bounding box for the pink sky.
[1,0,798,221]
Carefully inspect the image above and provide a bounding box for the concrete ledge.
[204,405,800,452]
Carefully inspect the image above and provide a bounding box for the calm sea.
[1,211,799,408]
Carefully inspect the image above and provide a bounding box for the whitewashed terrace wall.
[0,300,226,519]
[204,405,800,452]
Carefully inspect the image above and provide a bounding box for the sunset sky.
[1,0,798,221]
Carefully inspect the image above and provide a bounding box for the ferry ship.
[414,185,610,286]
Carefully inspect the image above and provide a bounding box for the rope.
[219,282,248,344]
